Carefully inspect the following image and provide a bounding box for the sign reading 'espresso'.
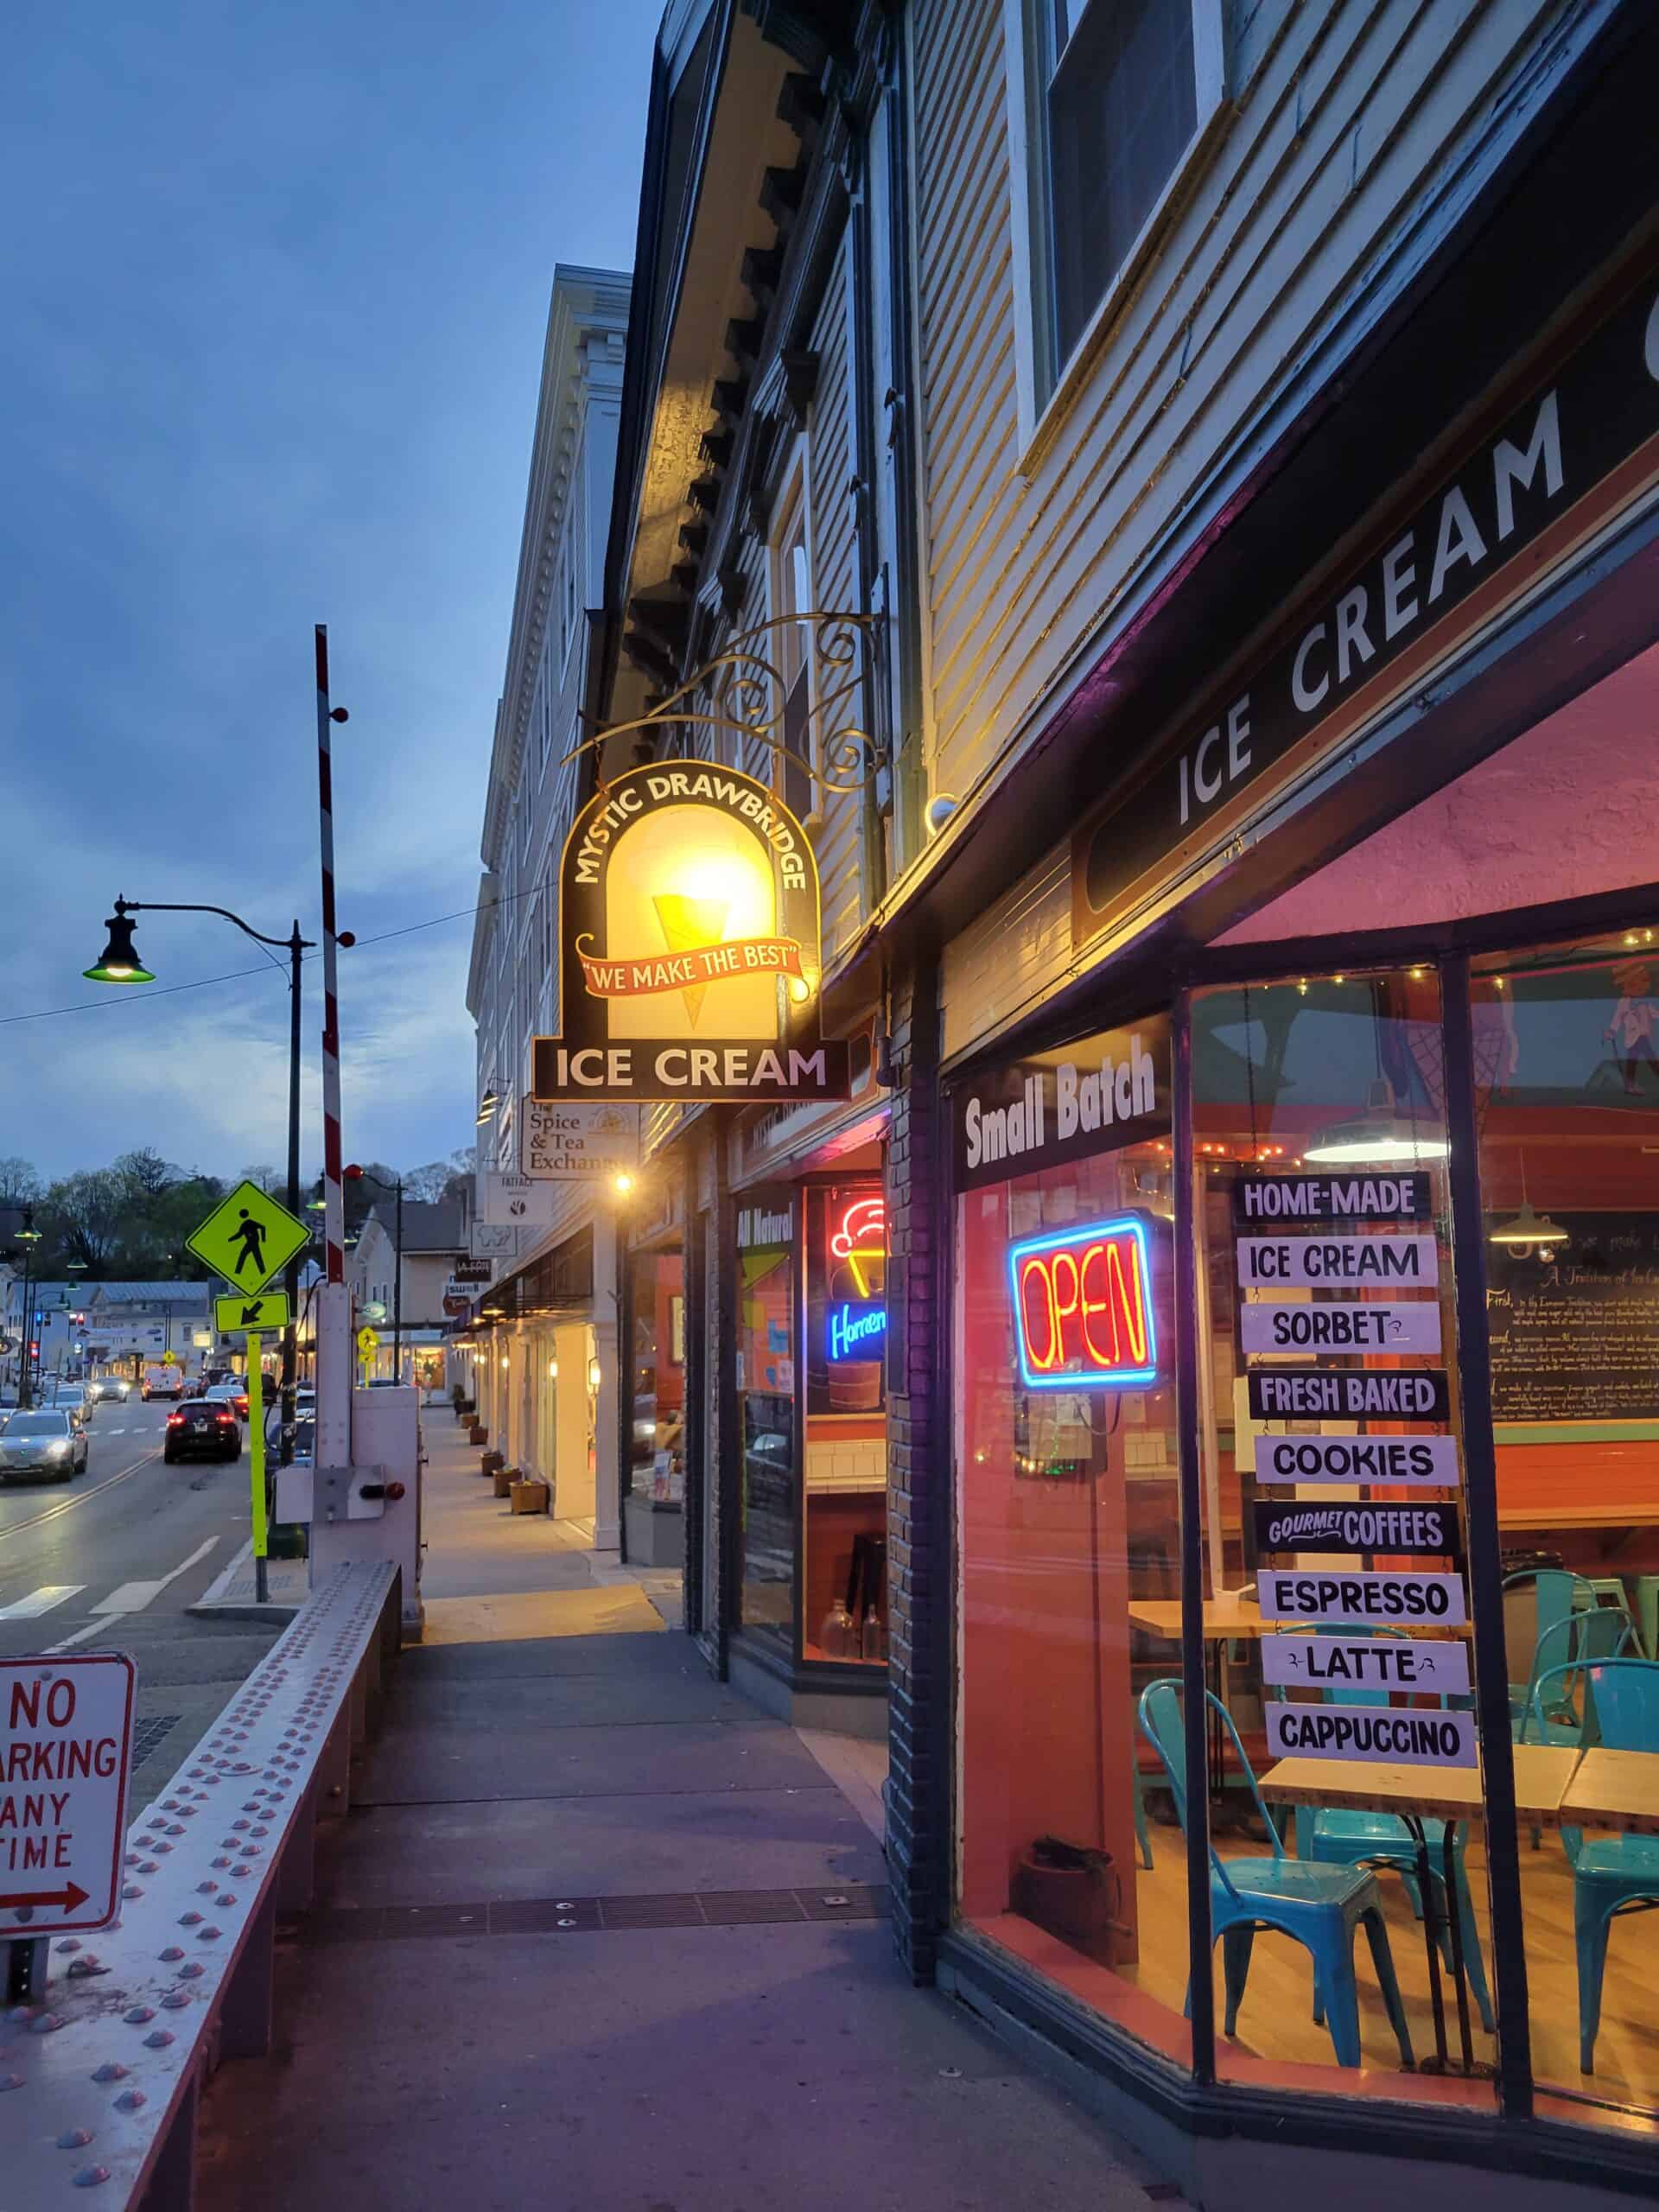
[533,764,849,1103]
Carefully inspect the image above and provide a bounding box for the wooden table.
[1127,1596,1471,1642]
[1256,1743,1585,2076]
[1258,1743,1583,1827]
[1127,1595,1272,1641]
[1558,1747,1659,1835]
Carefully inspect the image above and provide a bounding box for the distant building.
[464,264,631,1538]
[346,1201,467,1389]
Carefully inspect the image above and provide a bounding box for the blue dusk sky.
[1,0,659,1185]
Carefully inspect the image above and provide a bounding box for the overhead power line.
[0,882,536,1028]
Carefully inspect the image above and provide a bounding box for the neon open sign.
[1007,1215,1158,1390]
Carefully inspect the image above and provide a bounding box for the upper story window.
[770,465,815,823]
[1020,0,1224,416]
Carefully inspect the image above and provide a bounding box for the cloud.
[1,0,658,1179]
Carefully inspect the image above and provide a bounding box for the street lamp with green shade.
[83,906,156,984]
[84,890,317,1608]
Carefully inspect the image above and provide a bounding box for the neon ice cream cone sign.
[535,763,849,1103]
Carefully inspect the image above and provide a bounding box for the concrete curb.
[188,1537,308,1624]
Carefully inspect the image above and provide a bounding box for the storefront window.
[1192,970,1488,2097]
[803,1183,887,1663]
[1472,931,1659,2127]
[955,1022,1191,2063]
[628,1252,685,1506]
[737,1192,796,1647]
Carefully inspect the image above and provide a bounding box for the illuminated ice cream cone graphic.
[652,893,729,1027]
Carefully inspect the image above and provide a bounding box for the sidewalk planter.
[510,1476,550,1516]
[468,1422,487,1446]
[480,1450,505,1476]
[492,1464,516,1499]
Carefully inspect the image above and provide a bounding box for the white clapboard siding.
[911,0,1600,815]
[805,226,868,959]
[940,837,1071,1063]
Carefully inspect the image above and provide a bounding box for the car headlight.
[45,1441,69,1459]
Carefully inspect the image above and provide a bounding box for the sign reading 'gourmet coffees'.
[1252,1499,1461,1559]
[532,764,849,1103]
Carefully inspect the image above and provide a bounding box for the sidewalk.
[195,1422,1160,2212]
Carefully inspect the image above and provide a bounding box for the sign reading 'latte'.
[533,764,850,1103]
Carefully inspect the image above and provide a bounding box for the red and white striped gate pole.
[314,624,353,1478]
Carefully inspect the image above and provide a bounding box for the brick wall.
[884,950,946,1982]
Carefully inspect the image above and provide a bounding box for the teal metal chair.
[1268,1626,1495,2035]
[1523,1656,1659,2074]
[1137,1678,1414,2069]
[1132,1758,1153,1871]
[1513,1608,1635,1748]
[1505,1571,1628,1727]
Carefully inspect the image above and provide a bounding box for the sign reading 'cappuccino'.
[533,764,849,1103]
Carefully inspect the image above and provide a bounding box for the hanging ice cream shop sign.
[532,765,849,1103]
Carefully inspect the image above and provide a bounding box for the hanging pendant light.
[1487,1147,1567,1259]
[1486,1201,1567,1259]
[1304,1077,1450,1165]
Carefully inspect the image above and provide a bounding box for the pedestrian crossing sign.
[214,1290,293,1335]
[357,1326,379,1356]
[187,1180,309,1294]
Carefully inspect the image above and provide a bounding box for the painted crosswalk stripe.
[0,1585,85,1620]
[91,1538,221,1616]
[41,1539,221,1654]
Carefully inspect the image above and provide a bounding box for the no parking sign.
[0,1654,135,1936]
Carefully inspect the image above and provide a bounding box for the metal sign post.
[0,1654,136,1996]
[246,1333,269,1568]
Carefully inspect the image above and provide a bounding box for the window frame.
[1003,0,1226,464]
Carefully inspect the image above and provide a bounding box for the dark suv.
[163,1401,242,1464]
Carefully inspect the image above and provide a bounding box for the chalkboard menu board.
[1488,1212,1659,1421]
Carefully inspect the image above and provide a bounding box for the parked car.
[162,1401,242,1464]
[0,1410,88,1481]
[265,1387,315,1445]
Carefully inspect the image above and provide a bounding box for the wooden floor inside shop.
[1118,1807,1659,2126]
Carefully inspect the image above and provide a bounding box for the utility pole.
[314,626,353,1479]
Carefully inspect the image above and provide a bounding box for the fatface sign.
[533,764,849,1103]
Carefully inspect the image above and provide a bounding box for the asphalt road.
[0,1397,285,1809]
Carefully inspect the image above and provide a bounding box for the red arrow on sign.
[0,1882,88,1913]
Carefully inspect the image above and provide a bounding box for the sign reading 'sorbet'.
[533,764,849,1103]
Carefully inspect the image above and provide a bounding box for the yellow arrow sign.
[186,1179,308,1293]
[214,1291,293,1335]
[357,1326,380,1355]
